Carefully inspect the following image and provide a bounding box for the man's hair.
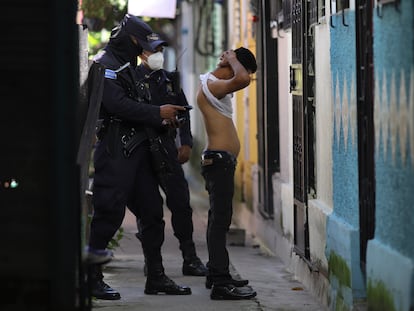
[235,47,257,73]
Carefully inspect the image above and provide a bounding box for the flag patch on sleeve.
[105,69,117,80]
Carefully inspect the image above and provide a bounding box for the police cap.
[122,14,167,52]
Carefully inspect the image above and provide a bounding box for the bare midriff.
[196,87,240,157]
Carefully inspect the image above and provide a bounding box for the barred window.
[283,0,292,29]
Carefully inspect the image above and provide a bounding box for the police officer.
[87,14,191,300]
[135,45,207,277]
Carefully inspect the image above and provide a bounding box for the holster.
[101,118,147,158]
[122,130,147,158]
[146,129,172,191]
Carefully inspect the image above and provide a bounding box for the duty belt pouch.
[122,131,147,158]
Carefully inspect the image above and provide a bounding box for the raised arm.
[207,50,251,99]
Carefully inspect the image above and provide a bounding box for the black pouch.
[122,130,147,158]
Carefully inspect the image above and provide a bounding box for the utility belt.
[97,117,148,158]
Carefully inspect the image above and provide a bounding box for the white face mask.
[145,52,164,71]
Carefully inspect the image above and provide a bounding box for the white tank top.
[199,72,233,119]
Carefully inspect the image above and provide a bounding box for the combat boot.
[145,265,191,295]
[180,240,208,276]
[89,264,121,300]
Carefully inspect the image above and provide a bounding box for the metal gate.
[256,0,280,218]
[291,0,317,259]
[356,0,375,275]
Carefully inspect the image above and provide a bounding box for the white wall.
[277,30,295,245]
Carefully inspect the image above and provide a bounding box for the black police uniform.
[87,14,191,299]
[135,64,207,276]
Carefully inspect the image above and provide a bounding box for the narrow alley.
[2,1,413,311]
[91,167,327,311]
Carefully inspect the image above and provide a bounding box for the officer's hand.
[162,118,181,129]
[177,145,192,164]
[160,104,185,119]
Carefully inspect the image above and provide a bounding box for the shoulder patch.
[115,62,131,73]
[105,69,117,80]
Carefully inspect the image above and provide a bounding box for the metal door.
[256,0,280,219]
[291,0,317,259]
[356,0,375,275]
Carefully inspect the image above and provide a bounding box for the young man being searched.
[196,47,258,300]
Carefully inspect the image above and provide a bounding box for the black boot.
[89,265,121,300]
[210,284,257,300]
[180,240,207,276]
[145,267,192,295]
[205,276,249,289]
[183,257,208,276]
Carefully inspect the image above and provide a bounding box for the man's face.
[217,50,231,67]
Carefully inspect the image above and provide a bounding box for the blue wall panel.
[368,1,414,310]
[327,10,366,309]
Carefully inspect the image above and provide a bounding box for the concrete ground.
[91,168,328,311]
